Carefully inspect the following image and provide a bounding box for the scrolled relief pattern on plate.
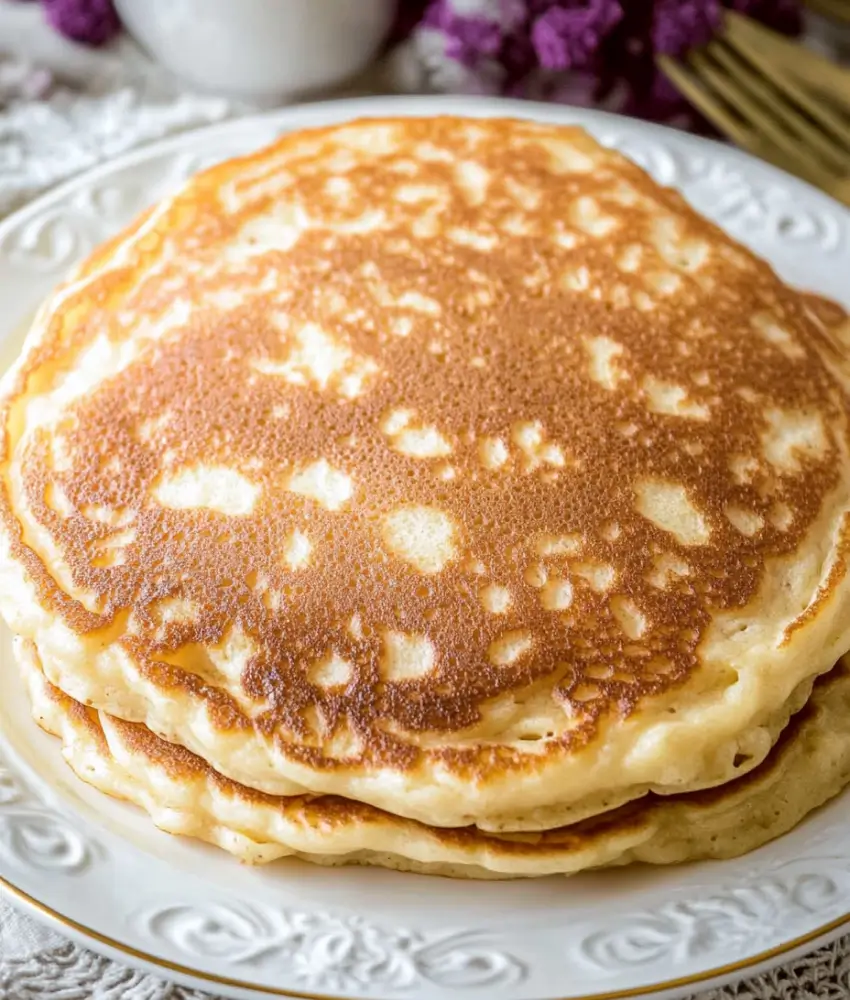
[0,186,127,275]
[0,139,257,278]
[689,162,846,253]
[602,131,847,255]
[576,860,850,973]
[151,142,263,201]
[0,755,100,875]
[599,132,703,188]
[139,902,527,992]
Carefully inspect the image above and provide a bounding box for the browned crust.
[3,116,849,782]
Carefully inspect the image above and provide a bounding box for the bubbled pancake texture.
[3,117,850,830]
[18,638,850,879]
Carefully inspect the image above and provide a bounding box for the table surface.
[1,2,849,998]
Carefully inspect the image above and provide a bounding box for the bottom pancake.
[16,638,850,880]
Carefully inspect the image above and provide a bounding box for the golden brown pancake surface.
[3,117,850,828]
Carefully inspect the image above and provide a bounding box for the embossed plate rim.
[1,873,849,1000]
[0,94,849,1000]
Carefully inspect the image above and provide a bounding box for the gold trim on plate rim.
[0,869,848,1000]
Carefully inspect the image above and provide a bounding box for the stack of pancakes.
[3,116,850,879]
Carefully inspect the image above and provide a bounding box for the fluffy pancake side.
[17,638,850,879]
[3,117,850,829]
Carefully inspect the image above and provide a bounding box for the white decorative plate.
[0,96,848,1000]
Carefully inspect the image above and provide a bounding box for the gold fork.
[806,0,850,24]
[658,12,850,206]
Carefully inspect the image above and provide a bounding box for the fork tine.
[803,0,850,26]
[832,176,850,206]
[657,54,842,195]
[688,49,847,180]
[706,39,850,171]
[726,11,850,101]
[656,54,759,148]
[723,15,850,146]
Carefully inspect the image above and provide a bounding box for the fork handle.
[805,0,850,25]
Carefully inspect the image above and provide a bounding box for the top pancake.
[3,116,850,830]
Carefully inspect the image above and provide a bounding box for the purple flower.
[652,0,722,56]
[405,0,803,126]
[423,0,504,66]
[42,0,121,47]
[531,1,623,71]
[499,0,530,31]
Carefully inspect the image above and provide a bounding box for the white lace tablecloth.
[1,2,849,998]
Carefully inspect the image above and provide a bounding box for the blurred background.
[1,0,848,216]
